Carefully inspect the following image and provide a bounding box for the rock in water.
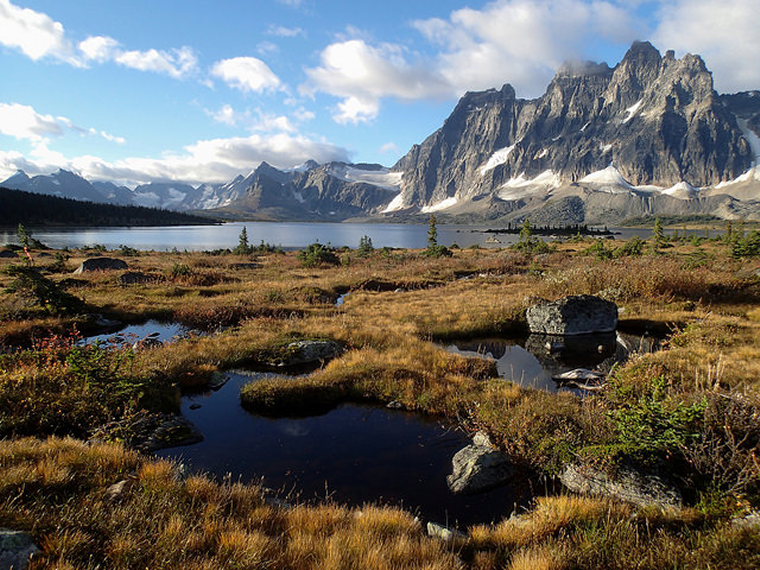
[74,257,128,273]
[0,529,39,570]
[447,444,513,494]
[526,295,618,335]
[559,463,682,509]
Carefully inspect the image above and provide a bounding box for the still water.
[0,221,655,251]
[156,371,544,527]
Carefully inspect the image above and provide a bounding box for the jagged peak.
[623,40,661,62]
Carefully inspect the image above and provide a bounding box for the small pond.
[156,371,545,527]
[82,319,195,347]
[444,332,662,392]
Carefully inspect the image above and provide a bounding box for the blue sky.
[1,0,758,187]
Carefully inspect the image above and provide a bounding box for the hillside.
[0,187,217,227]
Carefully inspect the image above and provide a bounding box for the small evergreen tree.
[424,215,452,257]
[357,235,374,257]
[233,226,253,255]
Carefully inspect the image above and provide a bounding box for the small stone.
[426,522,466,541]
[189,404,202,410]
[472,431,493,447]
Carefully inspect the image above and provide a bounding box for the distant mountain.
[0,186,214,227]
[388,41,760,223]
[3,41,760,224]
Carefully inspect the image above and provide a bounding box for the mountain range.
[4,41,760,224]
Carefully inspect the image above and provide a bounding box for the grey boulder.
[559,463,682,509]
[74,257,128,273]
[446,444,513,494]
[526,295,618,335]
[272,340,343,367]
[0,529,39,570]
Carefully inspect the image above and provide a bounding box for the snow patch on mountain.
[421,196,458,213]
[622,99,643,123]
[480,145,515,175]
[498,170,561,200]
[381,192,405,213]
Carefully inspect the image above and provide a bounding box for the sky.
[1,0,759,188]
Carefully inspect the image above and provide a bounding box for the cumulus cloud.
[304,0,644,123]
[78,35,120,62]
[212,57,282,93]
[1,1,198,79]
[0,0,80,64]
[653,0,760,93]
[0,133,350,186]
[304,39,451,123]
[207,104,304,133]
[0,102,124,144]
[115,45,198,78]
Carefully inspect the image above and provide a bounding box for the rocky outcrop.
[119,271,161,285]
[526,295,618,335]
[268,340,343,367]
[426,522,466,541]
[446,437,513,494]
[74,257,128,273]
[560,463,682,509]
[90,412,203,453]
[392,41,760,220]
[0,529,39,570]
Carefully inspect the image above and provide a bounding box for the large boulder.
[526,295,618,335]
[0,529,39,570]
[74,257,128,273]
[269,340,343,367]
[90,412,203,453]
[446,443,513,494]
[559,463,682,509]
[0,249,18,258]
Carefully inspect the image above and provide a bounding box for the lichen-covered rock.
[526,295,618,335]
[269,340,343,367]
[446,444,513,494]
[120,271,161,285]
[0,529,39,570]
[90,412,203,453]
[559,463,682,509]
[74,257,128,273]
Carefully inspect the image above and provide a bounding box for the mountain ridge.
[4,41,760,224]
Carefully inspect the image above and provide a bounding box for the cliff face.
[395,41,755,211]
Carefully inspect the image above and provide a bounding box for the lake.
[0,221,660,251]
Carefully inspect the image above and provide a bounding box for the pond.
[82,319,195,347]
[155,371,545,527]
[444,332,662,393]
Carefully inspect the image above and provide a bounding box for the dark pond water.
[0,221,661,251]
[156,371,545,527]
[83,319,194,347]
[445,332,661,392]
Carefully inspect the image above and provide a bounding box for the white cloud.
[207,104,301,133]
[334,96,381,124]
[0,102,125,145]
[0,103,64,140]
[304,39,451,123]
[293,107,316,122]
[413,0,639,97]
[0,133,350,186]
[0,1,198,79]
[256,41,279,55]
[115,46,198,79]
[78,35,120,62]
[0,0,80,64]
[208,104,243,126]
[212,57,282,93]
[653,0,760,93]
[267,25,304,37]
[304,1,644,123]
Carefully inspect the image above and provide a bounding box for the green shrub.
[731,231,760,258]
[298,243,340,267]
[357,235,374,257]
